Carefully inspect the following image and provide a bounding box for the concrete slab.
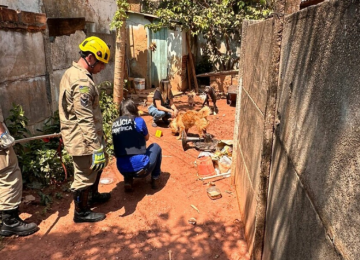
[0,31,45,83]
[263,137,342,260]
[0,77,51,126]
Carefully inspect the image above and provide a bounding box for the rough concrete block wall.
[264,141,341,260]
[42,0,117,34]
[0,31,46,82]
[1,0,117,130]
[264,0,360,259]
[1,0,41,13]
[91,32,116,88]
[128,0,141,12]
[0,30,51,128]
[50,31,87,111]
[210,73,238,93]
[233,18,274,255]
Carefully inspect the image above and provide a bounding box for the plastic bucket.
[195,156,216,177]
[134,78,145,90]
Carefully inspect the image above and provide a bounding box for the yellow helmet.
[79,36,110,64]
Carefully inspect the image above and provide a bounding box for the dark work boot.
[73,189,106,223]
[124,177,134,192]
[0,208,39,237]
[89,171,111,206]
[151,178,159,190]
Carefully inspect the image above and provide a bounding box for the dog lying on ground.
[169,106,212,139]
[187,91,196,107]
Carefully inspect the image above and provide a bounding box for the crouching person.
[148,80,178,127]
[112,99,162,192]
[0,108,39,236]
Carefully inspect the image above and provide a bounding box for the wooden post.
[113,19,127,106]
[187,56,192,91]
[186,32,199,93]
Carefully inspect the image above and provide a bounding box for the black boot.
[73,188,106,223]
[89,171,111,206]
[0,208,39,237]
[124,177,134,192]
[151,178,159,190]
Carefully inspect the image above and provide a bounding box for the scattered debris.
[191,204,200,213]
[195,155,216,177]
[24,195,36,203]
[100,177,114,185]
[188,217,197,225]
[198,172,230,181]
[168,249,172,260]
[207,186,222,200]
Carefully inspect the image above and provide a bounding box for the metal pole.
[198,172,231,181]
[15,133,61,144]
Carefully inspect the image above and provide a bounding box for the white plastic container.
[134,78,145,90]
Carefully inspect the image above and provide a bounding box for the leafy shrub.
[195,55,213,75]
[5,104,30,140]
[98,81,120,156]
[6,106,72,186]
[5,83,118,187]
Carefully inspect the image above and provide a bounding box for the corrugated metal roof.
[126,10,158,19]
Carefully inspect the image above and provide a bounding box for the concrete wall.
[233,0,360,259]
[264,1,360,259]
[0,0,117,132]
[232,18,274,256]
[210,72,239,93]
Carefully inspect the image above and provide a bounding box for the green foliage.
[195,55,213,74]
[5,103,30,140]
[143,0,272,71]
[5,87,119,187]
[6,107,73,186]
[110,0,129,30]
[55,192,63,200]
[38,191,52,206]
[98,81,119,156]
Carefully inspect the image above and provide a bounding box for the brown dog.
[169,106,212,139]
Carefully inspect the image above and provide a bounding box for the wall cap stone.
[0,6,46,32]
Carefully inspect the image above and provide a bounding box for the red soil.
[0,94,249,260]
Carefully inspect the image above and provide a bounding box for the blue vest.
[112,116,146,157]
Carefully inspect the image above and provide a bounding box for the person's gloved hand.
[90,146,106,172]
[0,131,15,150]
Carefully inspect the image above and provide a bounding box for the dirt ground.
[0,94,249,260]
